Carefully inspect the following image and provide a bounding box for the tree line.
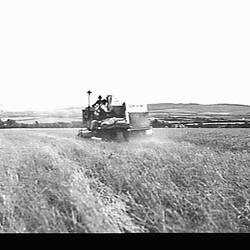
[0,119,83,128]
[150,118,250,128]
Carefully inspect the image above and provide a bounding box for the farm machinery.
[77,91,152,141]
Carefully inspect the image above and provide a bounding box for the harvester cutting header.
[77,90,152,140]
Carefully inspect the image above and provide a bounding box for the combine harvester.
[77,90,152,141]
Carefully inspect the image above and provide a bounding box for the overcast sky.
[0,0,249,110]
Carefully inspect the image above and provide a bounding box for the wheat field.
[0,128,249,233]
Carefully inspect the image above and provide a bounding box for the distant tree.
[197,122,203,128]
[6,119,17,128]
[0,119,4,128]
[244,121,250,128]
[151,118,167,128]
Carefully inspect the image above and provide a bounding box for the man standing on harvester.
[92,95,109,120]
[98,99,109,120]
[92,95,103,108]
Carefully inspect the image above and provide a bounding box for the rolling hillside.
[1,103,250,127]
[148,103,250,117]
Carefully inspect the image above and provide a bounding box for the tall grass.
[0,128,249,232]
[0,131,140,233]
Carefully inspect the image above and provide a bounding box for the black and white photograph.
[0,0,249,233]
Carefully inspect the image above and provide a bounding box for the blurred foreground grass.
[0,128,249,233]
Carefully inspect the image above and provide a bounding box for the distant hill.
[0,106,83,124]
[148,103,250,116]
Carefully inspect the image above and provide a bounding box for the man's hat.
[98,95,102,99]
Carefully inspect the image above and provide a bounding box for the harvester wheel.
[122,130,129,141]
[116,131,124,141]
[77,129,93,138]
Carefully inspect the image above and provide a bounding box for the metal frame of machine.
[77,91,152,141]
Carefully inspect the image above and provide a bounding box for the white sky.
[0,0,250,110]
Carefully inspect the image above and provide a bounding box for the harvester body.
[78,94,152,140]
